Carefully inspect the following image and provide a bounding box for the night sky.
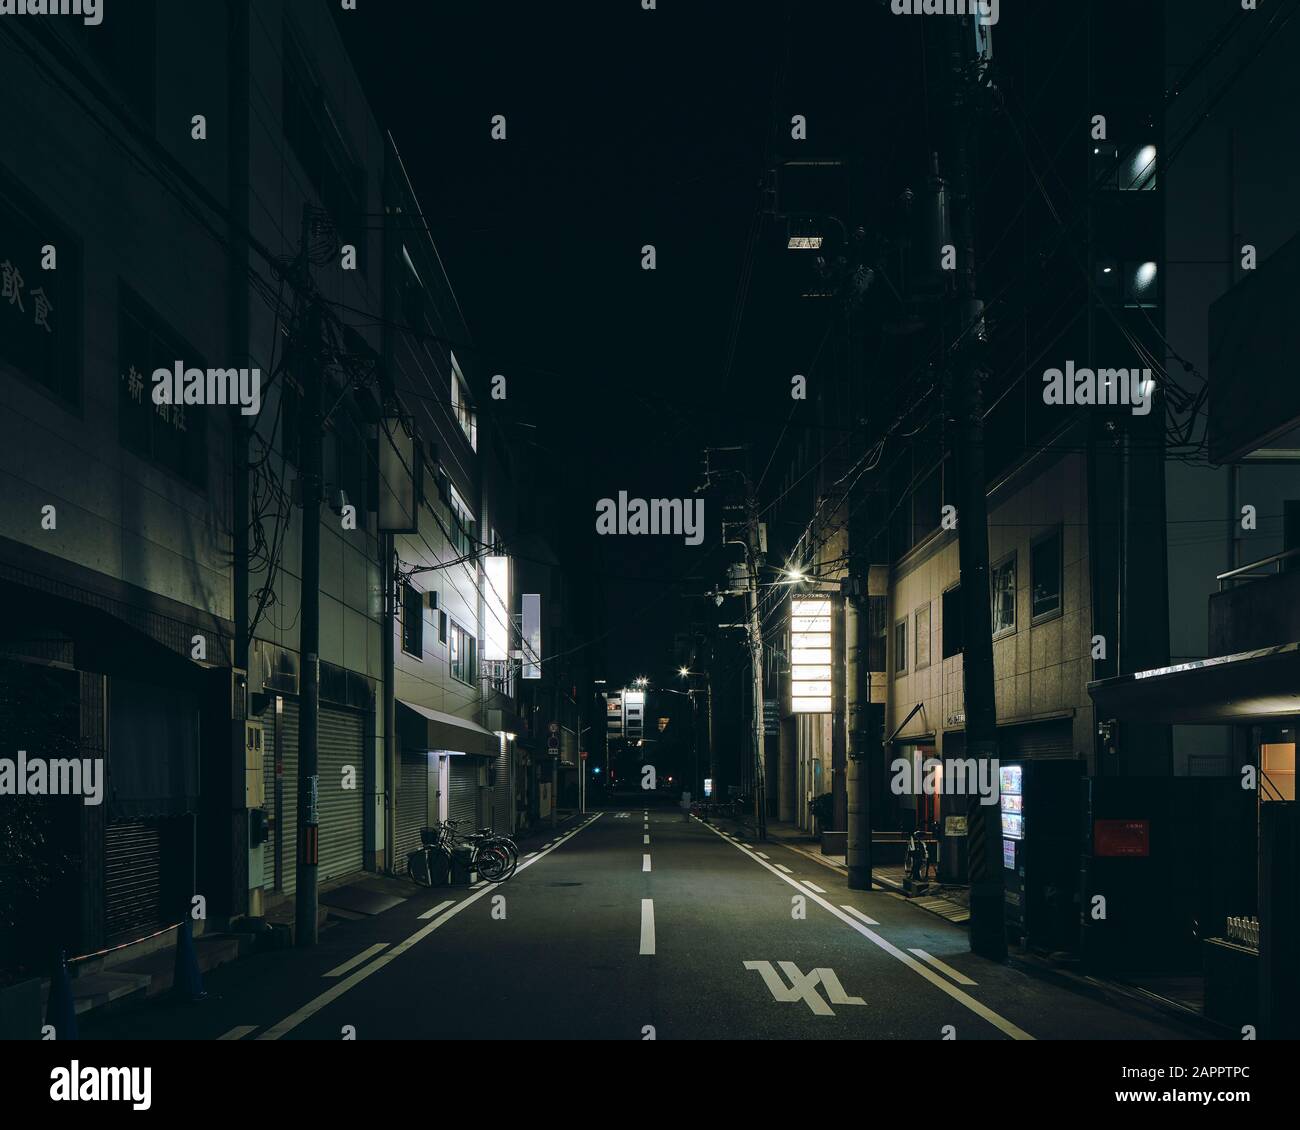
[336,1,908,681]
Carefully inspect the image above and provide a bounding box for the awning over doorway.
[1088,643,1300,724]
[396,699,497,757]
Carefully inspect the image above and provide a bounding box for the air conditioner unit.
[425,590,440,611]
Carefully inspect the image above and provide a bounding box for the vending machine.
[1001,759,1082,951]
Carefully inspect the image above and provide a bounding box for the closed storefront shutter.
[104,820,162,945]
[317,707,365,883]
[448,757,479,828]
[998,719,1074,760]
[492,741,511,832]
[395,750,429,874]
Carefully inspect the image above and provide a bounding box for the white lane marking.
[756,852,770,859]
[775,864,793,874]
[840,904,880,927]
[743,843,755,849]
[642,853,652,872]
[323,943,390,979]
[524,852,537,859]
[802,881,827,894]
[218,1024,258,1041]
[909,948,978,986]
[257,814,604,1040]
[640,899,655,955]
[643,834,650,845]
[697,820,1033,1041]
[418,899,455,921]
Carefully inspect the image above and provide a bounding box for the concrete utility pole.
[294,209,324,949]
[742,480,769,841]
[944,15,1005,961]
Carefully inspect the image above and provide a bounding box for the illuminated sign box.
[790,598,833,713]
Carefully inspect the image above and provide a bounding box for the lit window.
[1031,530,1062,620]
[991,555,1016,636]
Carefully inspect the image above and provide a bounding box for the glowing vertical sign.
[790,598,833,713]
[484,556,510,661]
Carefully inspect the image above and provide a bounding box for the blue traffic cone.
[172,918,207,1002]
[45,949,78,1040]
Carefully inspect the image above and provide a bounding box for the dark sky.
[335,0,903,682]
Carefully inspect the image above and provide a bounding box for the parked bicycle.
[407,819,518,886]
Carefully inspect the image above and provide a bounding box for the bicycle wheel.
[476,843,511,883]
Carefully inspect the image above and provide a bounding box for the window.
[1031,529,1063,620]
[449,486,477,558]
[402,583,424,658]
[451,355,477,450]
[894,619,908,676]
[991,554,1016,636]
[1,170,80,406]
[915,603,932,669]
[867,595,888,673]
[449,620,477,686]
[942,586,964,659]
[117,290,207,488]
[80,0,157,126]
[282,25,366,273]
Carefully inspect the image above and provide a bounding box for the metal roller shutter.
[104,820,162,944]
[492,741,511,832]
[448,757,480,829]
[998,719,1074,760]
[395,751,429,874]
[318,707,365,883]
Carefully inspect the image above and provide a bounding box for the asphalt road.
[82,797,1203,1041]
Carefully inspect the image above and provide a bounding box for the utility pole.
[743,479,768,841]
[944,15,1004,961]
[294,209,324,949]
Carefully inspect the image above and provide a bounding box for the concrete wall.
[888,451,1094,765]
[0,12,234,621]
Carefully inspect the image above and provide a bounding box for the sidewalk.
[726,815,1220,1034]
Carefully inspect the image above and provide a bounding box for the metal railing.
[1217,547,1300,591]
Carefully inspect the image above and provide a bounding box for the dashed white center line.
[756,852,770,859]
[417,899,455,921]
[802,881,827,894]
[323,942,389,979]
[840,904,880,926]
[775,864,792,874]
[643,834,650,844]
[909,948,978,986]
[524,851,537,859]
[218,1025,258,1041]
[642,853,652,872]
[640,899,655,955]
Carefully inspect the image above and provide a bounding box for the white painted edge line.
[218,1024,258,1041]
[840,904,880,927]
[640,898,655,955]
[418,899,456,921]
[802,881,828,894]
[696,820,1033,1041]
[775,864,793,874]
[256,814,605,1040]
[909,948,978,986]
[323,942,390,979]
[642,853,652,872]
